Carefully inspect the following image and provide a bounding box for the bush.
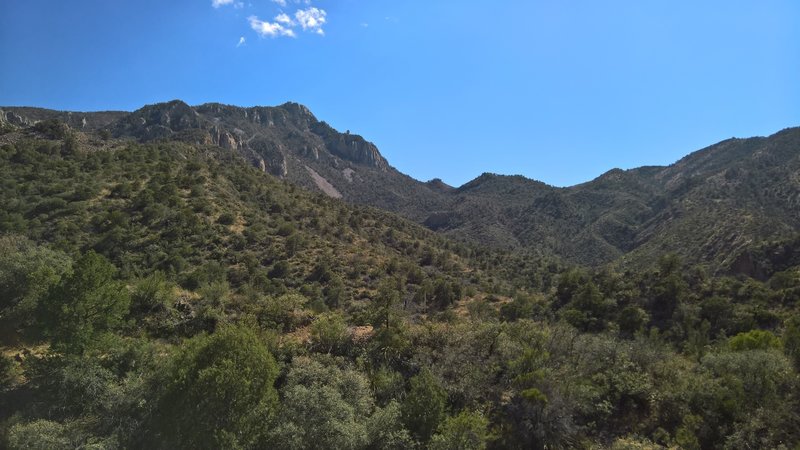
[148,326,280,449]
[217,212,235,225]
[429,410,490,450]
[729,329,782,352]
[37,251,130,353]
[402,369,447,442]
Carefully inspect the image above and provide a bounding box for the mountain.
[429,129,800,270]
[2,102,799,273]
[2,102,800,450]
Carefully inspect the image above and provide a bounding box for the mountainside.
[2,103,800,450]
[432,128,800,270]
[3,102,799,272]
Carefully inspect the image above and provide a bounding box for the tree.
[429,410,490,450]
[372,278,401,330]
[311,311,349,354]
[37,251,129,353]
[783,315,800,370]
[270,356,375,449]
[729,329,782,352]
[148,326,279,449]
[649,254,687,331]
[402,368,447,442]
[0,235,70,323]
[6,420,74,450]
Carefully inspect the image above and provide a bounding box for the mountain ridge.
[2,101,798,272]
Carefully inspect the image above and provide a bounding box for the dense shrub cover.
[0,129,798,449]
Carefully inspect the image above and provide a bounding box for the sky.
[1,1,799,187]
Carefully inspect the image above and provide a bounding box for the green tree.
[310,311,349,354]
[270,356,374,449]
[149,325,279,449]
[649,254,687,331]
[402,368,447,442]
[0,235,70,323]
[783,315,800,370]
[729,329,782,352]
[372,278,401,329]
[37,251,130,353]
[429,410,490,450]
[6,420,74,450]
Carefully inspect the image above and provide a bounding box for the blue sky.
[1,1,798,187]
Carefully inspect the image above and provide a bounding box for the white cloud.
[237,36,246,47]
[295,7,326,35]
[248,15,296,38]
[275,13,295,26]
[272,0,287,6]
[212,0,242,8]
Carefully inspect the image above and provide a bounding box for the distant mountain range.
[2,101,798,273]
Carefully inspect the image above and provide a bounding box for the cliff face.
[105,100,389,174]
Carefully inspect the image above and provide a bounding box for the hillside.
[1,109,799,449]
[4,103,799,273]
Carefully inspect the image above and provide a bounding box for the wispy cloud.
[216,0,326,41]
[275,13,295,26]
[212,0,242,8]
[248,15,296,38]
[295,7,326,35]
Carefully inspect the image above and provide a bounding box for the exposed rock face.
[310,120,388,171]
[219,131,238,150]
[0,110,36,127]
[325,134,387,171]
[0,107,127,130]
[106,100,389,173]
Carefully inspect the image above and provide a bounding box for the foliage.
[728,329,782,352]
[147,325,279,449]
[0,122,799,449]
[36,251,129,353]
[429,410,490,450]
[269,356,376,449]
[401,368,448,442]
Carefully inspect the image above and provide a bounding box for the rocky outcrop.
[324,134,388,171]
[0,110,36,128]
[305,166,342,198]
[112,100,203,139]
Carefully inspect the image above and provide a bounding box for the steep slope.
[103,100,453,222]
[0,124,528,329]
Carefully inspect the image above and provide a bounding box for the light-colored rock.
[305,166,342,199]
